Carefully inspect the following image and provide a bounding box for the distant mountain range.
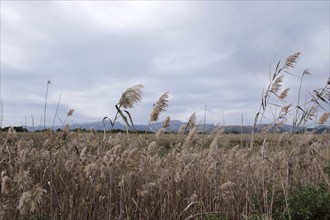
[23,120,330,134]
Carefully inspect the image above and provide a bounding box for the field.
[1,53,330,219]
[0,129,329,220]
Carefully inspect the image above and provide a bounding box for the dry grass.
[150,92,169,123]
[0,53,329,219]
[0,130,329,219]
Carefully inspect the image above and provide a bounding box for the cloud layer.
[1,1,329,127]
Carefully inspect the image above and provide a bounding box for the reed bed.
[0,128,329,219]
[0,52,329,219]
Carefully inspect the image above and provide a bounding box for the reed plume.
[318,112,330,124]
[187,112,196,129]
[284,52,301,69]
[156,128,166,140]
[148,141,158,151]
[178,124,186,135]
[118,84,144,109]
[17,191,31,214]
[183,127,197,148]
[67,109,74,117]
[281,104,292,114]
[279,88,290,100]
[163,116,170,128]
[271,75,283,93]
[1,175,13,194]
[220,181,236,191]
[150,92,169,122]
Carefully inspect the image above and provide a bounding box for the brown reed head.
[284,52,301,69]
[119,84,144,109]
[150,92,169,122]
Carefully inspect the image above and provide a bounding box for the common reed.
[103,84,144,136]
[1,174,13,194]
[0,125,329,219]
[149,92,169,123]
[0,53,329,219]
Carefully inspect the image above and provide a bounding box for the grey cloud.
[1,1,328,127]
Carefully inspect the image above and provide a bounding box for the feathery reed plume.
[209,129,224,153]
[30,185,47,212]
[89,128,97,134]
[178,124,186,135]
[281,104,292,114]
[156,128,166,140]
[6,127,17,144]
[148,141,158,151]
[150,92,169,122]
[187,112,196,129]
[220,180,236,191]
[84,163,97,178]
[19,149,29,163]
[17,191,31,214]
[304,105,318,122]
[65,160,74,172]
[100,165,107,180]
[209,135,219,150]
[318,112,330,124]
[284,52,301,69]
[1,171,6,179]
[111,84,144,133]
[183,127,197,148]
[80,147,87,162]
[119,84,144,109]
[271,75,283,93]
[1,175,13,194]
[67,109,74,117]
[30,148,38,159]
[163,116,170,128]
[279,88,290,100]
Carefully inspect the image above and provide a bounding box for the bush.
[273,184,330,220]
[288,185,330,220]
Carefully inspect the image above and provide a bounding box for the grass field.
[0,129,329,219]
[1,53,329,219]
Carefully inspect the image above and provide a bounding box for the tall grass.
[0,53,329,219]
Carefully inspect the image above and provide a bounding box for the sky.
[0,1,329,128]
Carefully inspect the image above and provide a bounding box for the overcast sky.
[1,1,329,128]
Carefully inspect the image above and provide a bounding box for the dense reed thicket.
[0,53,329,219]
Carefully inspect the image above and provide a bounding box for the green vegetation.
[1,126,28,132]
[287,185,330,219]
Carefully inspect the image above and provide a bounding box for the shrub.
[272,184,330,220]
[288,185,330,220]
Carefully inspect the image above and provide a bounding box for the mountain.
[23,120,329,134]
